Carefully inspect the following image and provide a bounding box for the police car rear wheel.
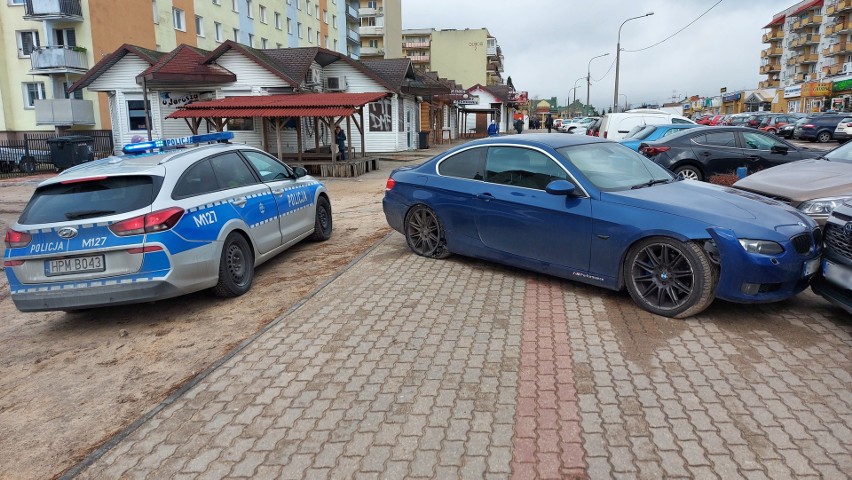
[213,232,254,298]
[309,196,332,241]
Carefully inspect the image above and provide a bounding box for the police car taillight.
[4,229,31,249]
[385,177,395,191]
[109,207,185,236]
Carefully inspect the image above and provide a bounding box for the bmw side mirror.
[545,179,577,196]
[293,166,308,178]
[770,145,789,154]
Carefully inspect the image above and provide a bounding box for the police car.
[3,132,332,312]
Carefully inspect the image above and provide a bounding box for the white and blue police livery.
[3,133,332,312]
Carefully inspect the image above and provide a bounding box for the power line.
[592,57,617,83]
[623,0,724,53]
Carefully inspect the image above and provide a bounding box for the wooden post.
[275,118,283,161]
[296,117,303,162]
[262,117,269,153]
[314,116,320,152]
[358,108,365,158]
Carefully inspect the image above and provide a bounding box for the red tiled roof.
[790,0,823,17]
[763,15,785,29]
[138,45,236,85]
[168,107,355,118]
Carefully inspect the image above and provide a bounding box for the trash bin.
[418,131,430,149]
[47,135,94,171]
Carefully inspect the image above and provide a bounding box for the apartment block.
[402,28,504,89]
[357,0,401,60]
[0,0,354,135]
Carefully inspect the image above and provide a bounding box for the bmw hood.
[732,159,852,203]
[604,180,815,234]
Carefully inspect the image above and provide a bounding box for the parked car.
[598,109,695,141]
[833,116,852,143]
[758,114,800,135]
[695,115,712,125]
[728,114,751,127]
[383,133,821,318]
[733,139,852,226]
[706,115,724,126]
[0,147,50,174]
[3,132,333,312]
[586,117,603,137]
[794,114,845,142]
[560,117,598,134]
[779,116,807,139]
[553,119,565,130]
[744,113,771,128]
[811,200,852,315]
[639,126,821,181]
[620,124,699,151]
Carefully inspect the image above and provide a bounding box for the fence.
[0,130,113,180]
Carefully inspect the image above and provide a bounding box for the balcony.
[832,21,852,34]
[827,41,851,56]
[346,29,359,44]
[800,52,819,63]
[359,46,385,56]
[761,46,783,57]
[359,26,384,37]
[24,0,83,21]
[359,6,382,16]
[408,54,430,63]
[792,14,823,30]
[760,63,781,74]
[787,56,799,66]
[34,99,94,126]
[29,46,88,75]
[828,0,852,16]
[403,41,430,48]
[345,3,358,20]
[795,72,811,82]
[759,79,780,88]
[823,63,843,75]
[486,44,498,56]
[762,30,784,43]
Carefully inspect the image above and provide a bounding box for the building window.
[259,5,267,23]
[287,18,292,34]
[274,12,282,29]
[246,0,253,18]
[213,0,220,4]
[308,27,313,43]
[234,28,240,42]
[362,17,376,27]
[261,37,268,48]
[367,0,376,8]
[22,82,45,109]
[226,118,254,131]
[248,33,254,46]
[276,42,282,48]
[316,30,321,45]
[315,4,319,19]
[54,28,77,47]
[368,39,377,48]
[195,15,205,37]
[297,22,303,38]
[334,39,338,51]
[324,34,328,48]
[63,81,84,100]
[296,0,301,10]
[152,0,158,24]
[173,8,186,31]
[215,22,223,42]
[16,30,40,57]
[332,14,336,26]
[323,9,328,24]
[9,0,25,4]
[231,0,238,12]
[126,100,150,130]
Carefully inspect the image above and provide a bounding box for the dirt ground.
[0,160,415,480]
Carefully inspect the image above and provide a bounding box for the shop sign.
[833,78,852,92]
[784,85,802,98]
[454,95,479,106]
[159,92,211,107]
[722,92,741,103]
[801,83,832,97]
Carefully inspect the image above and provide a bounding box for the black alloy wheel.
[404,205,450,259]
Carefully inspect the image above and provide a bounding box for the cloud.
[402,0,786,110]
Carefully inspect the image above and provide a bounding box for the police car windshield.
[19,176,160,225]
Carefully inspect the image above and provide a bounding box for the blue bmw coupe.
[383,134,822,318]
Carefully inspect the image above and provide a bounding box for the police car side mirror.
[293,166,308,178]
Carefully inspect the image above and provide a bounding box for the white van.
[599,109,695,141]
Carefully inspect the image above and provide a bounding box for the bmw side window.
[173,159,219,198]
[241,150,292,182]
[437,147,485,180]
[485,146,566,190]
[696,132,737,147]
[209,152,258,189]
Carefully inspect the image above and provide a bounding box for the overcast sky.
[401,0,791,110]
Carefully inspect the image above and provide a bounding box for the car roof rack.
[121,132,234,155]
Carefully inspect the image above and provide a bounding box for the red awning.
[763,15,785,29]
[789,0,823,17]
[168,107,355,118]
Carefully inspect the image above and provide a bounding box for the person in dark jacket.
[335,126,347,160]
[545,115,554,133]
[514,118,523,134]
[487,120,499,136]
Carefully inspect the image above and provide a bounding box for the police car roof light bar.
[122,132,234,155]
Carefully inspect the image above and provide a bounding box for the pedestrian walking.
[487,120,499,137]
[545,114,554,133]
[335,126,347,160]
[514,118,523,134]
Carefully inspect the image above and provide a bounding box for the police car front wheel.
[213,232,255,298]
[309,196,333,241]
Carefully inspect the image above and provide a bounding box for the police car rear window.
[18,176,161,225]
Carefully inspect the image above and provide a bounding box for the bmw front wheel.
[404,205,450,259]
[213,232,254,298]
[624,237,717,319]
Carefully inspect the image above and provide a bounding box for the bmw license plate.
[45,255,105,276]
[823,259,852,290]
[803,257,820,277]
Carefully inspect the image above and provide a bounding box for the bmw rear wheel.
[213,232,254,297]
[624,237,717,319]
[404,205,450,259]
[674,165,703,181]
[309,196,332,241]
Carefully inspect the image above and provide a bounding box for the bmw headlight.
[738,239,784,255]
[798,196,852,216]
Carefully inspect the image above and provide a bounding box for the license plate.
[803,257,820,277]
[823,259,852,290]
[45,255,105,276]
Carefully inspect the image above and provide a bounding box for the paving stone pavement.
[74,234,852,479]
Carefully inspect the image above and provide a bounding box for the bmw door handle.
[233,197,247,207]
[477,193,494,201]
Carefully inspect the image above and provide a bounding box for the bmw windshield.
[556,143,674,191]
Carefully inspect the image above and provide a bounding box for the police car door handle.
[233,197,247,207]
[272,188,285,196]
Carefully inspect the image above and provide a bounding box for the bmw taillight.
[640,146,671,156]
[4,229,32,249]
[385,177,396,191]
[109,207,184,236]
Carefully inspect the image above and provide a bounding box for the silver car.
[3,133,332,312]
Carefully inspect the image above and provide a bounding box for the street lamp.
[587,53,609,116]
[571,76,585,117]
[613,12,654,113]
[619,93,628,112]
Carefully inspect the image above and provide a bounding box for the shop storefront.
[784,84,802,113]
[801,82,832,113]
[721,92,742,114]
[830,78,852,112]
